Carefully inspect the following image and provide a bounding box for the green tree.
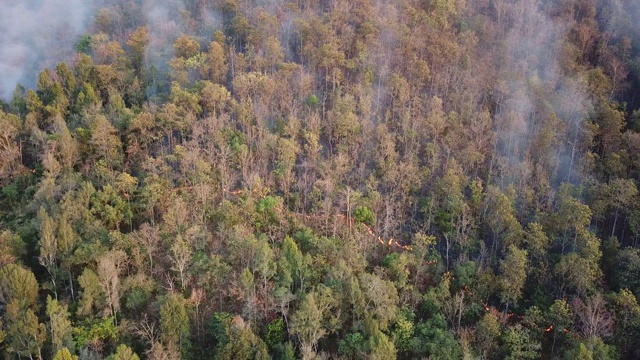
[410,314,462,359]
[204,41,228,84]
[0,230,25,268]
[564,343,593,360]
[126,26,149,75]
[90,115,123,172]
[77,268,106,317]
[290,287,336,359]
[353,205,375,227]
[109,344,140,360]
[53,347,78,360]
[392,309,415,353]
[499,246,528,311]
[592,178,638,238]
[610,288,640,353]
[55,63,77,99]
[4,299,47,359]
[279,236,311,294]
[160,293,190,357]
[523,223,550,284]
[484,186,523,254]
[174,35,200,59]
[0,264,39,309]
[91,184,132,230]
[476,312,500,359]
[546,299,573,356]
[214,316,269,360]
[46,295,74,356]
[501,324,541,360]
[359,272,399,330]
[367,324,397,360]
[0,318,5,345]
[38,206,59,297]
[170,235,192,290]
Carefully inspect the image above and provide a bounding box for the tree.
[592,178,638,238]
[55,63,77,100]
[170,82,202,116]
[4,299,47,360]
[214,316,269,360]
[199,82,230,116]
[0,264,39,309]
[392,309,415,354]
[0,318,5,345]
[160,293,190,357]
[109,344,140,360]
[555,248,601,297]
[279,236,311,294]
[0,230,25,267]
[562,336,619,359]
[91,184,132,230]
[484,186,523,254]
[77,268,106,317]
[133,224,161,274]
[204,41,228,84]
[53,347,78,360]
[610,288,640,353]
[0,111,23,183]
[38,206,59,297]
[563,343,593,360]
[410,314,462,359]
[501,324,541,360]
[545,299,573,356]
[91,34,126,66]
[170,235,192,290]
[499,246,528,311]
[37,68,69,118]
[290,287,336,359]
[47,295,74,356]
[572,294,614,340]
[367,324,397,360]
[326,93,361,154]
[359,272,399,330]
[523,223,550,285]
[174,35,200,59]
[53,123,79,173]
[434,164,470,267]
[97,250,125,323]
[90,115,123,172]
[611,248,640,295]
[476,312,500,359]
[126,26,149,75]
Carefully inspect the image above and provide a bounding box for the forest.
[1,0,640,359]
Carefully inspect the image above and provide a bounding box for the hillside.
[1,0,640,359]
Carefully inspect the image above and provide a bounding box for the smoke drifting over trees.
[0,0,94,99]
[1,0,640,359]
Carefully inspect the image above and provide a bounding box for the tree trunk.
[611,206,619,238]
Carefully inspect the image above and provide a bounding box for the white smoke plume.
[0,0,95,100]
[493,0,593,186]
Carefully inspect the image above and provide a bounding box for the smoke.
[494,0,592,186]
[0,0,95,100]
[602,0,640,101]
[0,0,227,100]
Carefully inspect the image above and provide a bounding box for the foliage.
[1,0,640,358]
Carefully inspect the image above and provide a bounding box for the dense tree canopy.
[1,0,640,359]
